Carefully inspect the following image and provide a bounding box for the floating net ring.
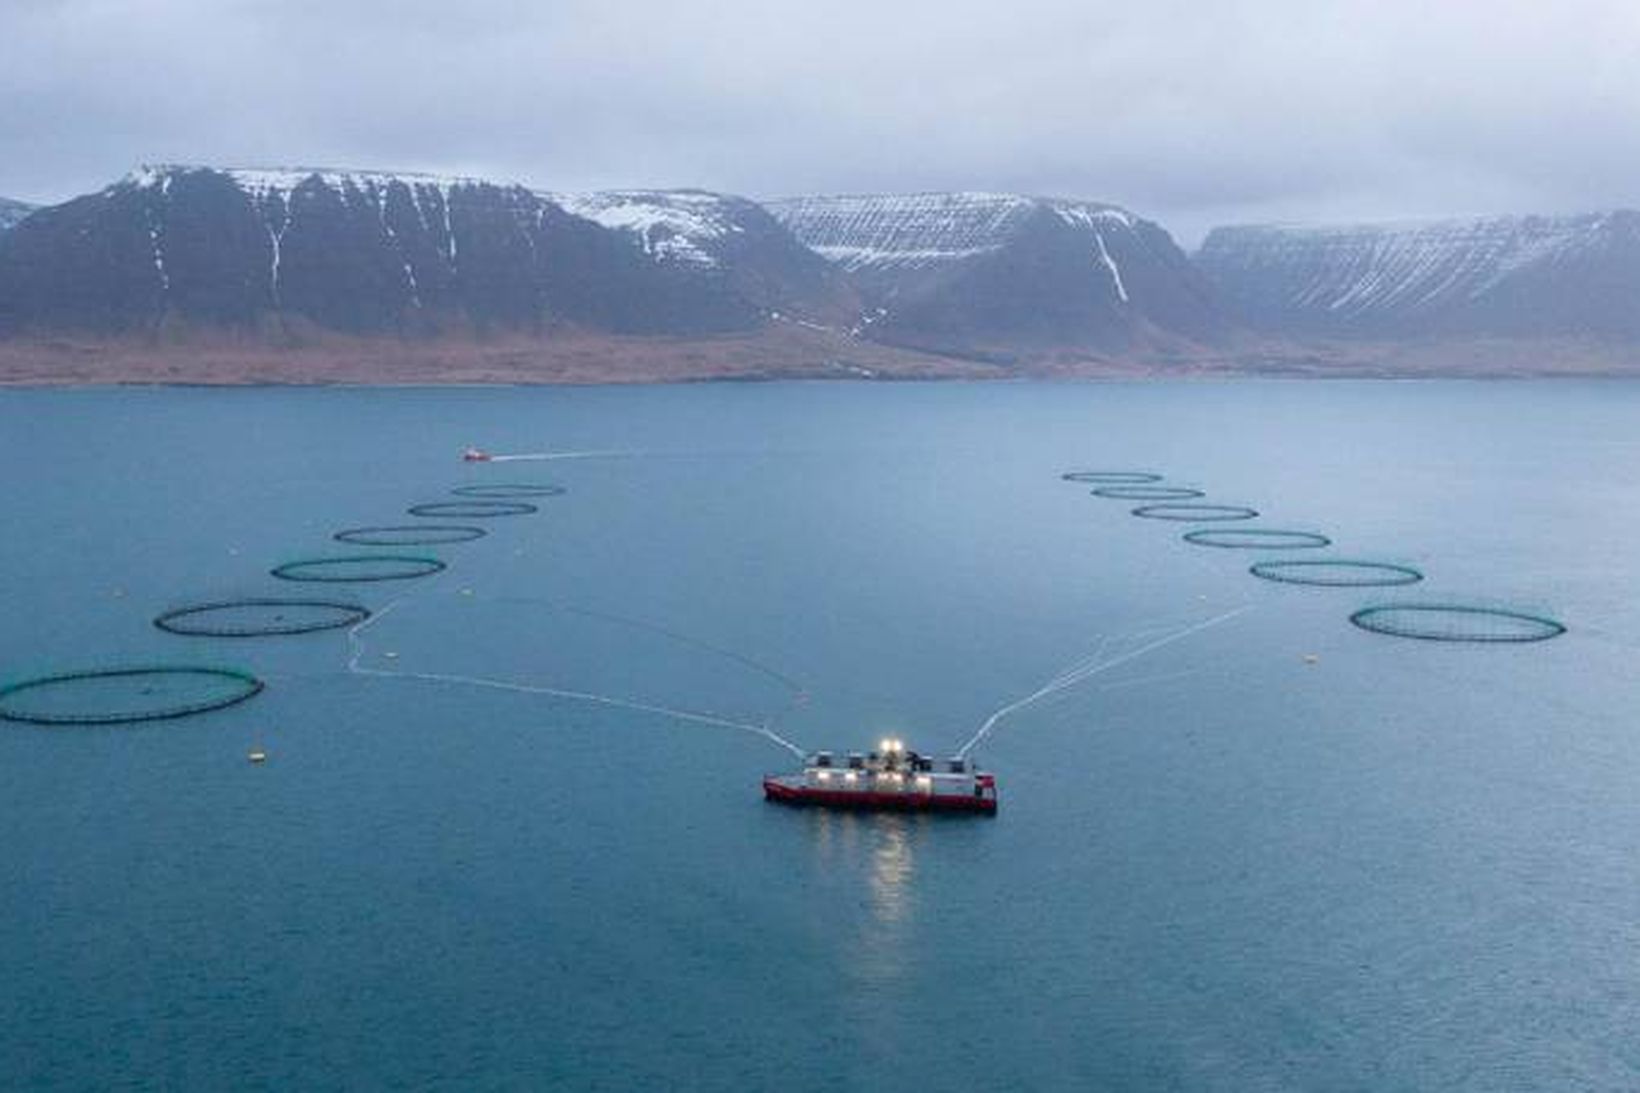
[0,665,264,725]
[334,525,487,546]
[1250,560,1423,586]
[1062,471,1163,484]
[450,484,566,498]
[271,555,445,583]
[1349,603,1566,643]
[1131,503,1259,522]
[1184,529,1332,550]
[154,598,369,637]
[407,501,538,519]
[1092,486,1206,501]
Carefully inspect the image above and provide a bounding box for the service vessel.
[764,739,997,814]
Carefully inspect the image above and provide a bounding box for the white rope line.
[343,597,806,757]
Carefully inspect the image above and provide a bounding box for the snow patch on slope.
[770,192,1143,278]
[1093,231,1128,302]
[768,192,1028,271]
[1200,213,1628,321]
[124,164,500,200]
[0,197,36,233]
[548,190,744,268]
[1049,201,1135,231]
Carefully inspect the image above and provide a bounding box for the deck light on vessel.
[845,771,858,783]
[916,775,931,790]
[816,770,830,782]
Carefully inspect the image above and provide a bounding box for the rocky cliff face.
[0,167,796,337]
[1197,214,1640,339]
[769,192,1224,355]
[0,198,34,234]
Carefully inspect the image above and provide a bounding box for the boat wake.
[955,605,1251,759]
[487,450,643,463]
[336,571,1242,768]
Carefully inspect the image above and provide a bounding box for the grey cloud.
[1,0,1636,246]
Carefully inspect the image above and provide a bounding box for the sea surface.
[2,380,1638,1091]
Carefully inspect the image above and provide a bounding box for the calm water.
[2,381,1638,1091]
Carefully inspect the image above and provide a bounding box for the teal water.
[2,381,1638,1090]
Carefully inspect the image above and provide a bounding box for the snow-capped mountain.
[1197,214,1640,338]
[548,188,855,321]
[769,192,1223,353]
[0,197,34,233]
[0,166,793,336]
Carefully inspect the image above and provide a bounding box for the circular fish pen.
[271,555,446,583]
[407,501,538,519]
[1250,560,1423,586]
[1061,471,1163,484]
[450,484,566,498]
[1131,503,1259,522]
[1349,604,1565,642]
[0,666,264,725]
[1183,529,1332,550]
[334,525,487,546]
[1092,486,1206,501]
[154,598,370,637]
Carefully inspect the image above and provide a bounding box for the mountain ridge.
[0,165,796,339]
[1197,212,1640,339]
[769,191,1223,356]
[545,187,858,324]
[3,165,1639,380]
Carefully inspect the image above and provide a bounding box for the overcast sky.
[2,0,1637,244]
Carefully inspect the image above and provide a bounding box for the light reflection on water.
[869,815,915,927]
[807,810,924,985]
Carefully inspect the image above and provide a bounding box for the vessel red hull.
[763,777,997,814]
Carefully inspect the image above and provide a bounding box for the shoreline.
[0,328,1633,387]
[7,369,1639,390]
